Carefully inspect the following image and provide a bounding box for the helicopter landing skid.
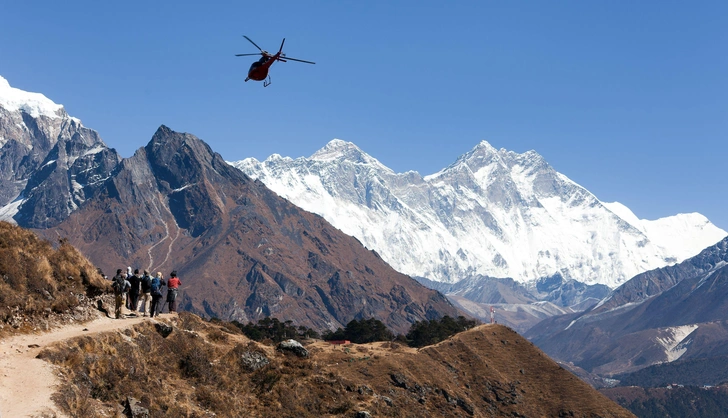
[263,75,272,87]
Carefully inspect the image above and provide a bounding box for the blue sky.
[2,1,727,230]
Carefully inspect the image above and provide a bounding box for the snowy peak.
[426,141,551,186]
[427,140,502,180]
[310,139,392,172]
[0,76,65,119]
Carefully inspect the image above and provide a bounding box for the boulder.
[276,339,309,358]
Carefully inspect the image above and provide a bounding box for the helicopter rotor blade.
[235,53,262,57]
[243,35,263,52]
[278,38,286,53]
[281,56,316,64]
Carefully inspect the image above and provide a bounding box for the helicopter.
[236,36,315,87]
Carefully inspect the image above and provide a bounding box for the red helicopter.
[236,36,315,87]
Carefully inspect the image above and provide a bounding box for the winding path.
[146,197,181,273]
[0,314,149,417]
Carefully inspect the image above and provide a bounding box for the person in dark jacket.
[139,270,152,316]
[166,270,182,313]
[127,269,142,316]
[149,271,165,318]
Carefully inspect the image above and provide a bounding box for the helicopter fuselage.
[247,55,278,81]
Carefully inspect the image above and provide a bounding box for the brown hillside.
[0,221,110,337]
[39,315,634,417]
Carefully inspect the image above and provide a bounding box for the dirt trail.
[0,314,150,417]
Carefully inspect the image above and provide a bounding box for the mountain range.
[0,75,458,334]
[233,139,726,289]
[526,236,728,383]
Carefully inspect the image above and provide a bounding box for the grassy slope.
[39,315,634,417]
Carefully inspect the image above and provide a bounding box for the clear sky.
[2,1,726,230]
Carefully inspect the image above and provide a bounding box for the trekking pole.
[161,300,169,314]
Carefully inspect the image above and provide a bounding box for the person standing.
[127,269,142,316]
[138,270,152,316]
[149,272,165,318]
[125,266,133,309]
[112,269,129,319]
[166,270,182,313]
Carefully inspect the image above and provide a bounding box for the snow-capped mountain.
[0,76,119,227]
[232,139,726,288]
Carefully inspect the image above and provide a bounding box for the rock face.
[526,237,728,378]
[41,126,458,334]
[233,139,726,288]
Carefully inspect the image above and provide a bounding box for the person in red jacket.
[166,270,182,313]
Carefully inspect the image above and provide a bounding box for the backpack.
[112,275,126,295]
[151,277,162,296]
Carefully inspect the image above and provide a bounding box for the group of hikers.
[110,267,181,319]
